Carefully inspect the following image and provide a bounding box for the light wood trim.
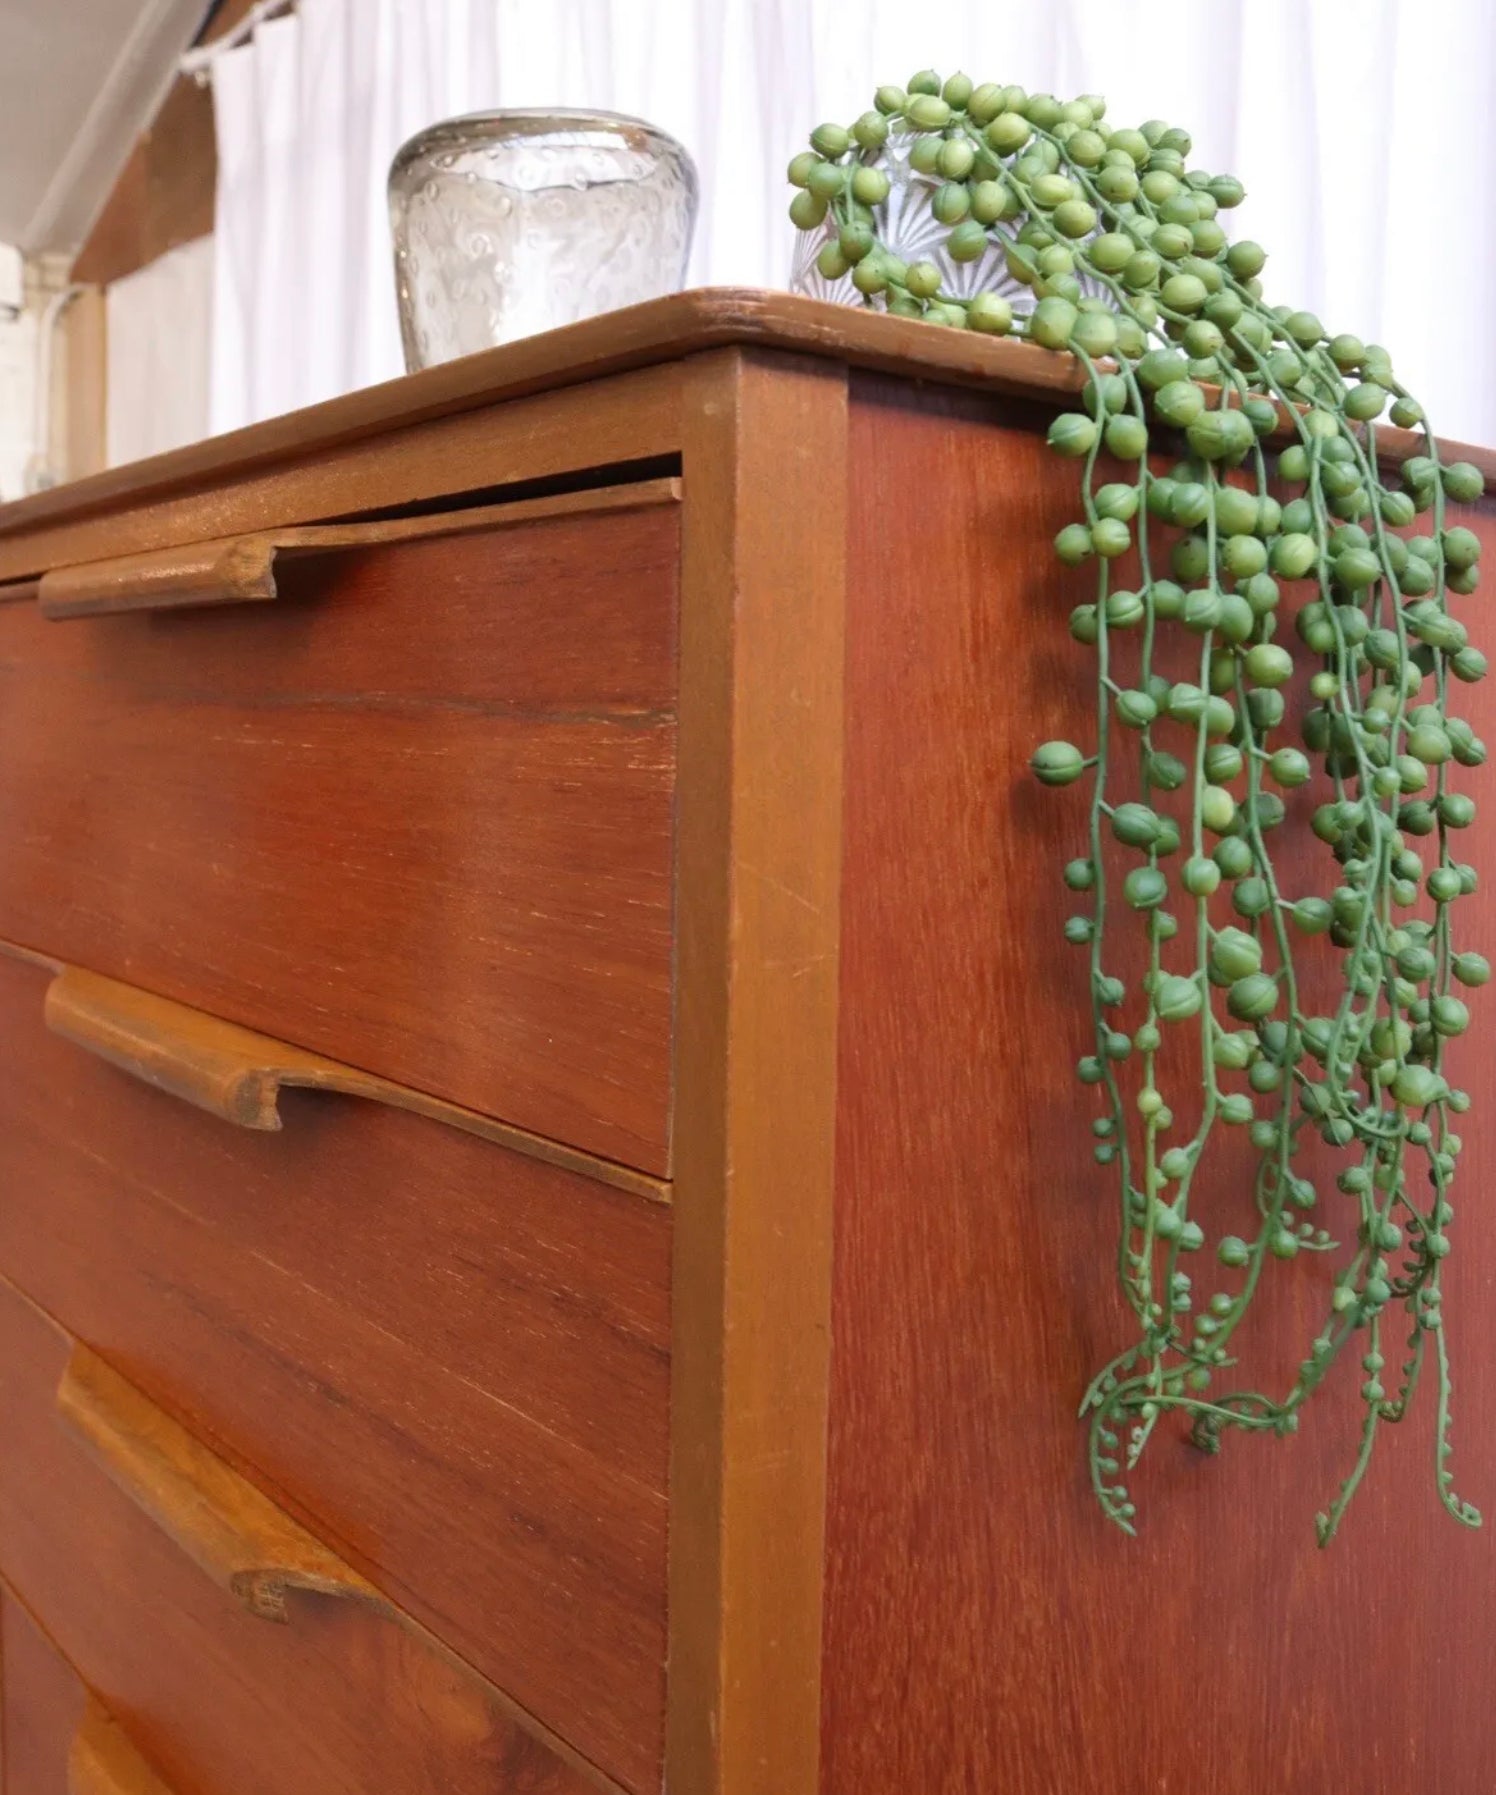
[41,962,668,1205]
[37,478,682,618]
[70,1698,178,1795]
[667,347,846,1794]
[56,286,108,486]
[42,535,278,617]
[58,1345,395,1624]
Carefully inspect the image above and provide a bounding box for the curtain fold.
[106,227,214,468]
[205,0,1496,442]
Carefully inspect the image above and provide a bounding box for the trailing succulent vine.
[789,74,1487,1542]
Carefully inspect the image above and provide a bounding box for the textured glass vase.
[389,109,698,371]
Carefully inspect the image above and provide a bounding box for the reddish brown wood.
[1,295,1492,1795]
[54,1344,626,1787]
[0,1279,603,1795]
[2,1602,180,1795]
[3,1594,85,1795]
[4,291,1487,582]
[0,295,1081,573]
[70,1697,182,1795]
[57,1346,401,1625]
[820,374,1496,1795]
[0,953,669,1792]
[0,500,678,1173]
[37,481,679,620]
[40,962,665,1200]
[0,364,683,583]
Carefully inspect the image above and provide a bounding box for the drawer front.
[0,491,678,1173]
[0,953,669,1793]
[3,1592,84,1795]
[0,1282,597,1795]
[2,1596,179,1795]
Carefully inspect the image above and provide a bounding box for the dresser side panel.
[821,374,1496,1794]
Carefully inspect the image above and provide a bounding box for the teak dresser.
[0,291,1494,1795]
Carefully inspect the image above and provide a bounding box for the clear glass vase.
[389,109,698,371]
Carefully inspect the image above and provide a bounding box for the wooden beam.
[70,0,271,287]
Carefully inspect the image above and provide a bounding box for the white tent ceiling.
[0,0,207,251]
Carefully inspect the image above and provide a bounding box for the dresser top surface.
[2,287,1490,547]
[0,291,1041,540]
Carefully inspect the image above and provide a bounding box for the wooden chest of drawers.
[0,290,1494,1795]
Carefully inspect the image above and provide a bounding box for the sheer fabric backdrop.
[202,0,1495,443]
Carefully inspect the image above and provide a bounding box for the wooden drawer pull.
[56,1346,619,1791]
[40,538,279,618]
[57,1345,396,1626]
[46,965,352,1130]
[70,1697,179,1795]
[37,477,681,617]
[42,963,665,1201]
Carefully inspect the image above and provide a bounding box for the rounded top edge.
[389,108,694,178]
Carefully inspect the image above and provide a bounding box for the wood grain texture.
[55,1349,612,1785]
[70,1700,178,1795]
[0,363,681,582]
[819,374,1496,1795]
[57,1346,395,1625]
[36,480,680,618]
[43,963,665,1200]
[667,348,846,1795]
[3,1593,86,1795]
[0,953,669,1792]
[70,1700,180,1795]
[0,1279,604,1795]
[0,501,678,1173]
[0,295,1070,565]
[2,291,1487,580]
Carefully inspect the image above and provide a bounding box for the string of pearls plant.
[790,74,1486,1543]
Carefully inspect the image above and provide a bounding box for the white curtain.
[207,0,1496,443]
[106,235,215,466]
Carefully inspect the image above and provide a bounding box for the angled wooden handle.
[56,1350,631,1795]
[37,477,683,617]
[70,1698,179,1795]
[40,962,665,1200]
[45,966,329,1129]
[57,1345,394,1625]
[40,538,280,618]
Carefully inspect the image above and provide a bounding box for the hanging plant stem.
[789,73,1486,1542]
